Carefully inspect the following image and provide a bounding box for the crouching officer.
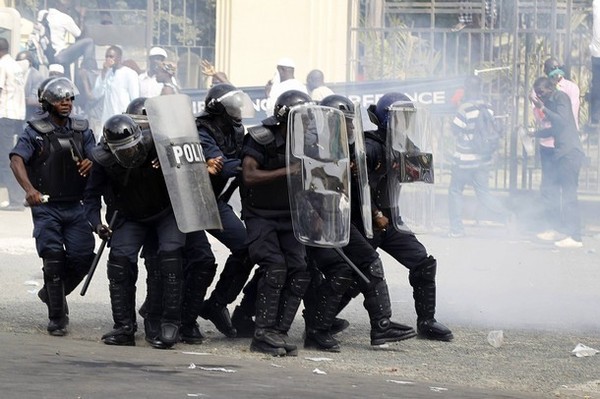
[9,77,96,336]
[84,114,186,348]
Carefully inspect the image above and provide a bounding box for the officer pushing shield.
[145,94,222,233]
[386,101,435,233]
[286,104,351,248]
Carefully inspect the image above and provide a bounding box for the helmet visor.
[107,131,148,168]
[217,90,255,120]
[41,77,80,104]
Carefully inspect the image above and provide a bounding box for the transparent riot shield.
[386,103,435,233]
[145,94,222,233]
[287,104,351,247]
[351,101,373,238]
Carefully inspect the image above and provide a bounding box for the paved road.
[1,207,599,398]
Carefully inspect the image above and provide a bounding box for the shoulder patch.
[248,125,275,145]
[28,119,54,134]
[71,118,89,132]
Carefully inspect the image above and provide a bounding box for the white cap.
[149,47,168,58]
[277,57,296,68]
[49,64,64,74]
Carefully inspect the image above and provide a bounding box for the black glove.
[95,224,112,241]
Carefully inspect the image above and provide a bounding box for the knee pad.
[107,255,132,283]
[287,271,311,297]
[263,264,287,290]
[42,251,67,280]
[409,255,437,286]
[367,258,385,279]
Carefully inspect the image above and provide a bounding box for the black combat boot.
[180,264,215,344]
[159,250,184,346]
[250,328,286,356]
[410,256,453,342]
[42,253,69,336]
[361,260,416,346]
[231,270,260,338]
[231,305,255,338]
[303,273,353,352]
[330,318,350,334]
[275,272,311,356]
[199,298,237,338]
[102,256,135,346]
[250,265,286,356]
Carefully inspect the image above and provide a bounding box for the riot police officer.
[302,94,417,351]
[181,83,256,340]
[240,90,313,356]
[351,92,453,341]
[84,114,186,348]
[9,77,96,336]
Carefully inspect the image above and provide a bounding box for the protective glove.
[95,224,112,241]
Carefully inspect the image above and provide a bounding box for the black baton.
[80,210,118,296]
[334,247,370,285]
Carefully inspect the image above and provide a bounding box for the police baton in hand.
[80,210,118,296]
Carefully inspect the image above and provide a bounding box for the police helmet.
[373,92,412,129]
[126,97,148,115]
[205,83,255,120]
[38,77,79,112]
[274,90,312,123]
[103,114,148,168]
[320,94,355,119]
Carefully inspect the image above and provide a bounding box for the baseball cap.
[149,47,168,58]
[277,57,296,68]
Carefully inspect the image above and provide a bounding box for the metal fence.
[349,0,597,194]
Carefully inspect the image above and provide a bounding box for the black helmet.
[205,83,255,120]
[103,114,147,168]
[126,97,148,115]
[38,77,79,112]
[274,90,312,123]
[373,92,412,129]
[320,94,355,118]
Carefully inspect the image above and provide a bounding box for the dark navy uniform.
[10,116,96,333]
[180,114,254,340]
[352,126,453,341]
[241,122,310,356]
[84,129,186,347]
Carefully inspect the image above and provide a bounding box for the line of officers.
[9,76,453,357]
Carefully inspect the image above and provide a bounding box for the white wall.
[216,0,349,87]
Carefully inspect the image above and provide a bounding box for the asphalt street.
[1,204,599,398]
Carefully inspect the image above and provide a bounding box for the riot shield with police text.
[386,103,435,233]
[287,104,351,247]
[351,101,373,238]
[145,94,222,233]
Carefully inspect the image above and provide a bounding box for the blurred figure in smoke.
[531,77,585,248]
[531,58,580,242]
[448,75,510,237]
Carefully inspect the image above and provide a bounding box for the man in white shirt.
[265,58,308,116]
[306,69,334,101]
[139,47,168,98]
[93,45,140,126]
[45,0,95,74]
[0,38,26,210]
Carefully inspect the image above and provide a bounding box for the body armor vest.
[26,118,88,201]
[243,125,289,212]
[92,131,171,221]
[364,130,392,210]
